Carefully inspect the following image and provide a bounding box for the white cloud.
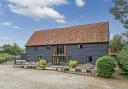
[9,6,65,23]
[7,0,67,23]
[2,37,10,40]
[1,22,12,27]
[8,0,67,7]
[75,0,85,7]
[58,24,71,28]
[80,14,86,18]
[0,35,24,48]
[0,21,21,30]
[0,36,14,46]
[0,36,24,48]
[12,25,20,29]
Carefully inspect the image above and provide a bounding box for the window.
[86,56,92,63]
[57,45,64,55]
[38,56,43,61]
[27,47,30,50]
[26,56,31,62]
[46,46,51,50]
[78,44,83,48]
[27,56,30,59]
[68,56,71,60]
[59,46,64,54]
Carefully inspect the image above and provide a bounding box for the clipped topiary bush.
[96,56,116,78]
[68,59,78,68]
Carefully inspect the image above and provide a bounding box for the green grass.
[0,56,6,60]
[0,53,10,60]
[115,69,128,81]
[120,73,128,80]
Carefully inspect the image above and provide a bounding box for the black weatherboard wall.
[66,43,108,64]
[26,46,52,62]
[26,42,108,64]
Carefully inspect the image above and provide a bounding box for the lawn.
[0,53,10,60]
[0,56,6,60]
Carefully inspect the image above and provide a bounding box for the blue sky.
[0,0,127,48]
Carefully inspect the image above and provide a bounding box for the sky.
[0,0,127,48]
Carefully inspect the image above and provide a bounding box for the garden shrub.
[118,45,128,74]
[64,63,69,67]
[39,59,47,65]
[96,56,116,78]
[68,59,78,68]
[38,59,47,70]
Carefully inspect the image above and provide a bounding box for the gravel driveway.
[0,65,127,89]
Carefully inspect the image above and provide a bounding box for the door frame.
[52,45,67,65]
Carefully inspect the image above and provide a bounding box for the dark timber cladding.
[25,22,109,65]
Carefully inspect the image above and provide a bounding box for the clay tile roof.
[26,22,109,46]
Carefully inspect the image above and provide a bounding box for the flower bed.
[56,63,96,76]
[13,62,96,76]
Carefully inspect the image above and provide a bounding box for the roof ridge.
[34,21,109,32]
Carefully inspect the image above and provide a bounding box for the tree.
[2,43,23,56]
[3,44,13,54]
[11,43,23,56]
[118,45,128,74]
[110,0,128,29]
[0,46,4,53]
[122,31,128,44]
[109,35,124,53]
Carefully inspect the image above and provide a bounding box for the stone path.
[0,65,127,89]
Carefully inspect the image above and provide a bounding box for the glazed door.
[52,45,67,65]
